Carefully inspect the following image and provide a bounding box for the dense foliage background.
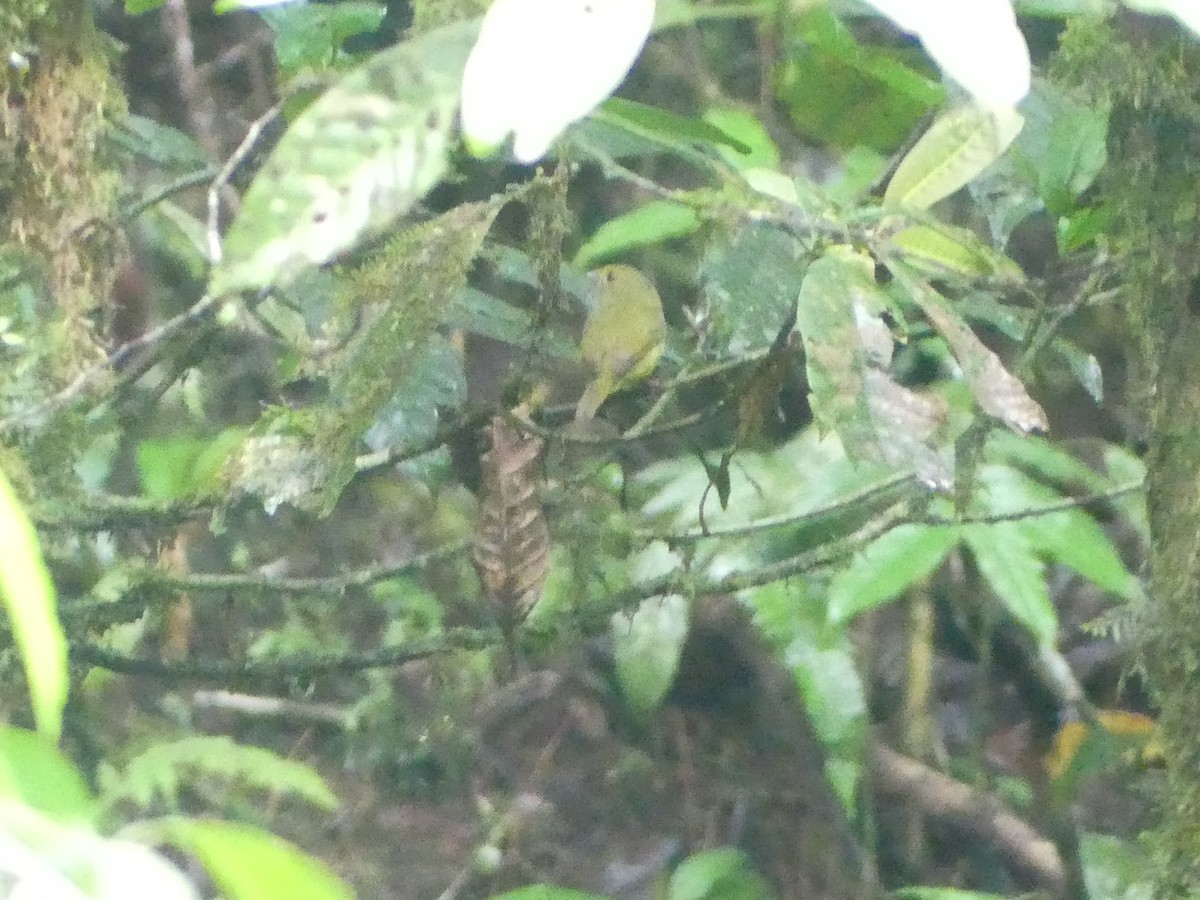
[2,0,1200,897]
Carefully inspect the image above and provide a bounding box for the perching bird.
[575,264,667,422]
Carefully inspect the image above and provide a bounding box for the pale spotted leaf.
[210,19,480,296]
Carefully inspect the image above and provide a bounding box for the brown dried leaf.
[473,417,550,633]
[891,267,1048,435]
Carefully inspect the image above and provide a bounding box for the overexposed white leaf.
[865,0,1031,109]
[461,0,655,162]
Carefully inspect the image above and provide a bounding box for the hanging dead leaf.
[890,265,1048,435]
[473,417,551,638]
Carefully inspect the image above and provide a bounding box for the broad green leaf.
[112,115,210,168]
[258,3,387,81]
[448,288,576,360]
[1012,82,1109,214]
[0,471,67,744]
[669,848,772,900]
[363,334,466,455]
[1058,202,1115,253]
[210,19,480,296]
[1101,444,1149,542]
[700,223,809,355]
[986,430,1112,491]
[137,429,247,500]
[795,247,951,483]
[884,105,1025,211]
[613,593,689,714]
[827,524,960,623]
[597,97,752,155]
[0,727,93,823]
[573,200,701,269]
[962,521,1057,644]
[794,246,880,438]
[888,223,1020,280]
[774,8,942,150]
[978,464,1135,599]
[864,0,1030,109]
[895,889,1009,900]
[164,818,353,900]
[703,106,781,170]
[891,269,1047,434]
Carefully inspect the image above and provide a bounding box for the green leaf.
[894,888,1010,899]
[956,294,1105,405]
[0,470,67,744]
[978,464,1135,599]
[669,848,772,900]
[700,222,809,355]
[1011,81,1109,215]
[613,594,689,715]
[747,580,866,814]
[596,97,752,155]
[259,3,387,82]
[573,200,701,269]
[0,727,94,823]
[113,115,210,168]
[1079,832,1154,900]
[887,223,1020,280]
[774,8,942,150]
[125,0,168,13]
[137,429,246,501]
[164,818,353,900]
[884,105,1024,211]
[963,522,1057,644]
[702,106,781,170]
[827,524,960,623]
[105,735,338,813]
[210,19,480,295]
[448,288,575,360]
[795,247,950,483]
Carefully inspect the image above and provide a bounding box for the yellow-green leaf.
[164,818,353,900]
[884,105,1024,211]
[0,471,67,744]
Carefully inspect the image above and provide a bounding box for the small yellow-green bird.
[575,264,667,422]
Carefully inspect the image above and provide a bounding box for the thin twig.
[208,102,281,265]
[68,507,907,681]
[0,292,219,433]
[119,167,220,223]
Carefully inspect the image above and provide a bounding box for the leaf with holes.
[210,19,480,296]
